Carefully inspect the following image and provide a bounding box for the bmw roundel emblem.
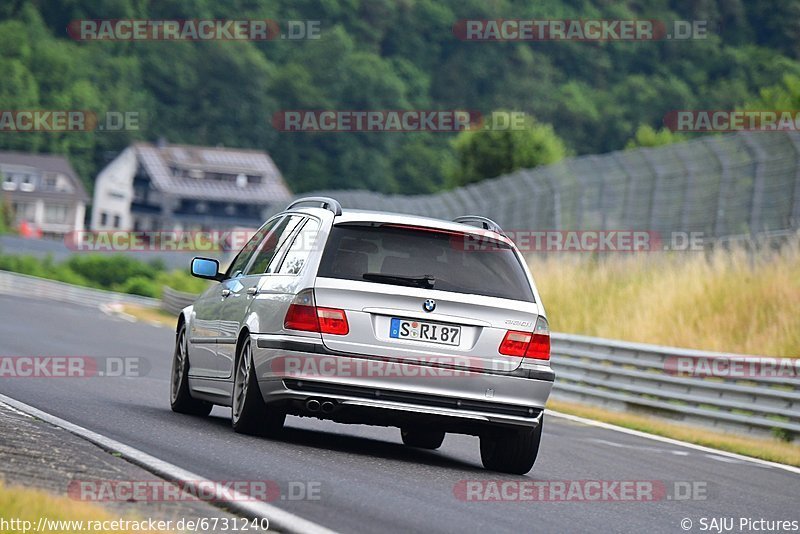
[423,299,436,312]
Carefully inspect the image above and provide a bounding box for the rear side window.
[318,225,534,302]
[247,215,304,275]
[275,219,320,275]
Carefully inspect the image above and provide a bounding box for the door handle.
[221,289,231,298]
[246,287,259,296]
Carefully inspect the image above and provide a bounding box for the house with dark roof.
[0,151,89,237]
[90,142,291,232]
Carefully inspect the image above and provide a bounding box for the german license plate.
[389,318,461,346]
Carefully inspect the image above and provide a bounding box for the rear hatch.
[313,222,539,373]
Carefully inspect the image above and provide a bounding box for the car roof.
[286,207,510,244]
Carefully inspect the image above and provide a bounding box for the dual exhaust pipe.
[305,398,337,414]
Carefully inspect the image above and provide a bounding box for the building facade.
[91,142,291,232]
[0,151,88,237]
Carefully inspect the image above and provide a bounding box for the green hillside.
[1,0,798,193]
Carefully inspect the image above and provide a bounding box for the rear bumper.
[251,333,554,430]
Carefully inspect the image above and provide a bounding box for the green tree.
[625,125,687,149]
[745,74,800,108]
[449,113,567,187]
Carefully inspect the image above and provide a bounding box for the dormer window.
[19,174,35,192]
[2,174,15,191]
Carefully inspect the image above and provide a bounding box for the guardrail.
[1,269,795,439]
[161,286,197,315]
[550,333,799,438]
[0,270,159,309]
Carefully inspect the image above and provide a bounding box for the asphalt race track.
[0,294,796,533]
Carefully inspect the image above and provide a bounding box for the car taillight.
[317,307,349,335]
[284,303,319,332]
[498,317,550,360]
[525,317,550,360]
[499,330,532,357]
[284,289,349,335]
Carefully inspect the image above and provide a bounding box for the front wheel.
[170,324,213,416]
[231,337,285,436]
[480,417,543,474]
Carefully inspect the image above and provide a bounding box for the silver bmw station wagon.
[171,197,554,474]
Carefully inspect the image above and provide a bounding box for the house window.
[43,175,57,190]
[113,215,121,228]
[13,202,35,222]
[100,212,108,226]
[19,175,35,192]
[44,204,68,224]
[2,174,15,191]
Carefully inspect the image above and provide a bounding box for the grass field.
[529,241,800,357]
[0,482,166,533]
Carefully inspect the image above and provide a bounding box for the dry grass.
[547,399,800,466]
[0,482,167,533]
[529,242,800,357]
[121,305,177,328]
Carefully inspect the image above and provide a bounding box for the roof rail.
[453,215,504,235]
[286,196,342,216]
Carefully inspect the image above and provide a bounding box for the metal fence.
[0,270,159,309]
[550,333,799,438]
[274,131,800,242]
[161,286,197,315]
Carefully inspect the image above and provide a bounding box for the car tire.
[480,417,543,474]
[170,324,213,416]
[401,428,446,450]
[232,336,285,436]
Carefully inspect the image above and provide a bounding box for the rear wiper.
[362,272,435,289]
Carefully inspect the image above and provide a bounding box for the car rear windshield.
[317,224,535,302]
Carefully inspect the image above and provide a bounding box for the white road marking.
[546,409,800,475]
[0,392,339,534]
[586,438,690,456]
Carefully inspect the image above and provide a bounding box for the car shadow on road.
[157,405,486,473]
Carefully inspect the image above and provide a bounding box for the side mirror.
[191,257,223,281]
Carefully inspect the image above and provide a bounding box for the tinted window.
[227,218,280,278]
[247,215,304,275]
[318,225,534,302]
[276,219,321,275]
